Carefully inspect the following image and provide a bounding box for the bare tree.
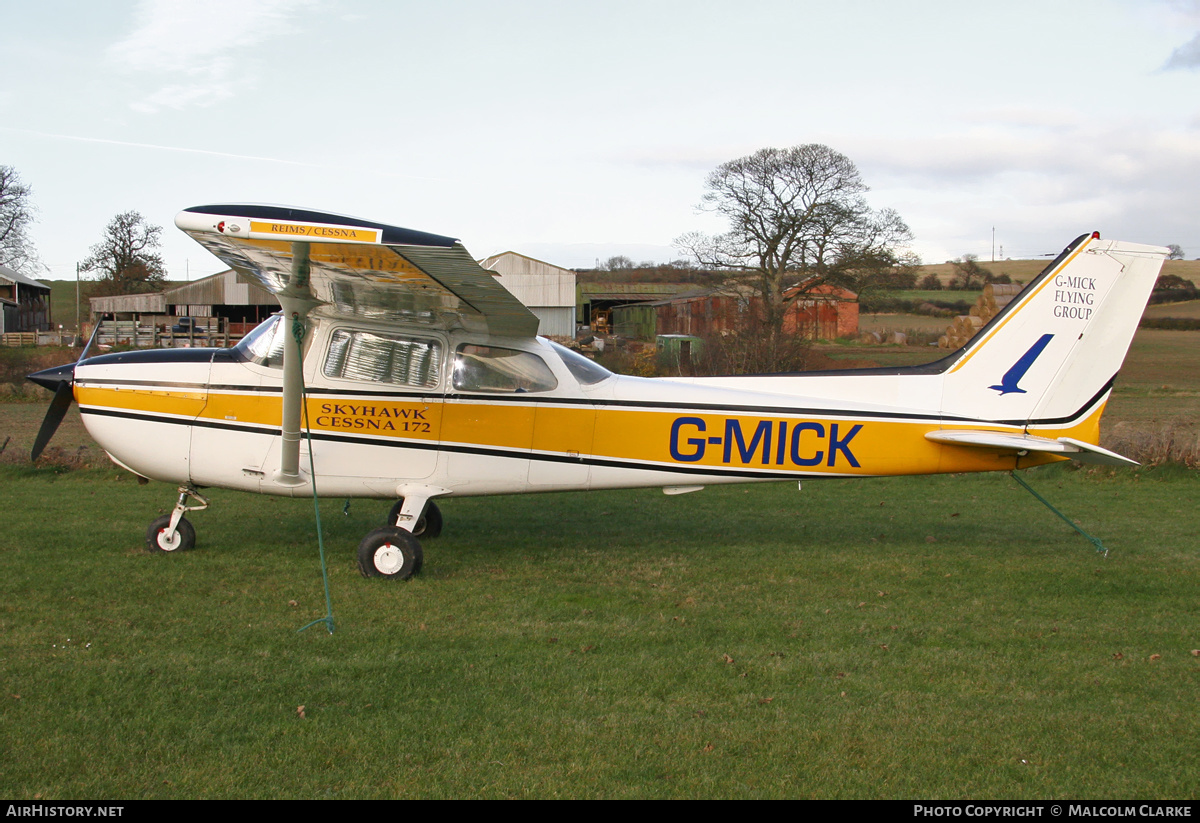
[1167,243,1184,260]
[0,165,42,273]
[82,211,167,295]
[676,145,912,340]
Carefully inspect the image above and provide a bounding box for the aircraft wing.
[925,430,1138,467]
[175,205,539,338]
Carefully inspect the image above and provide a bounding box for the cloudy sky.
[2,0,1199,280]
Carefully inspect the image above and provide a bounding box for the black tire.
[146,515,196,553]
[358,527,423,580]
[386,499,443,539]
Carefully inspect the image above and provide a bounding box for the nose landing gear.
[146,486,209,553]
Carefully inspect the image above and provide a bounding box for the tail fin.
[940,233,1167,431]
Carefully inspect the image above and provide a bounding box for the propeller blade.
[32,379,74,461]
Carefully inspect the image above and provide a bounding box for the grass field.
[858,314,954,335]
[1144,300,1200,320]
[1,464,1197,799]
[1,328,1197,799]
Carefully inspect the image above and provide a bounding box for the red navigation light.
[1091,231,1100,239]
[217,221,226,233]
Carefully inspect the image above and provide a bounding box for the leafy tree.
[1166,243,1184,260]
[919,273,943,291]
[81,211,167,296]
[1155,273,1195,290]
[602,255,635,271]
[676,144,912,344]
[856,250,922,293]
[0,165,42,273]
[949,254,991,290]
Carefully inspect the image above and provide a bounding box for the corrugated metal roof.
[579,283,695,302]
[579,283,689,295]
[0,264,51,292]
[89,269,279,313]
[166,269,277,306]
[479,251,574,278]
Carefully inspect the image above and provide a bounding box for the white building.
[478,251,576,338]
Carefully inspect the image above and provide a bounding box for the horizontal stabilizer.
[925,430,1138,467]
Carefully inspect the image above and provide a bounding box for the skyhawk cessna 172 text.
[29,205,1168,580]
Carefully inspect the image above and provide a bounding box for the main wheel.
[146,515,196,553]
[358,527,423,580]
[386,499,443,539]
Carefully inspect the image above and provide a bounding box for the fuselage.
[71,312,1078,501]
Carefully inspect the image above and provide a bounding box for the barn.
[0,264,51,334]
[478,252,576,337]
[90,269,280,336]
[647,283,858,340]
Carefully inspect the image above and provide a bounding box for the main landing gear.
[358,497,442,580]
[144,487,443,582]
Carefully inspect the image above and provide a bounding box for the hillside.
[918,257,1200,288]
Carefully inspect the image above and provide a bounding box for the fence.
[96,318,243,348]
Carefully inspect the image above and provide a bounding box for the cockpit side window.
[452,344,558,393]
[323,329,441,388]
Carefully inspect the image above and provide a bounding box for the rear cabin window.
[452,344,558,393]
[323,329,442,388]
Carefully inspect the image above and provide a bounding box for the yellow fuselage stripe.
[76,385,1078,478]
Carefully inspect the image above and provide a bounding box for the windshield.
[549,341,612,386]
[234,314,288,368]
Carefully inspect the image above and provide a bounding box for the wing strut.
[275,242,321,486]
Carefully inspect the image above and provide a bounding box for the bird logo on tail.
[989,333,1054,395]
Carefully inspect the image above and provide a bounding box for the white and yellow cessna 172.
[29,205,1168,580]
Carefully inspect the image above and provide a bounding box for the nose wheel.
[146,514,196,552]
[146,486,209,554]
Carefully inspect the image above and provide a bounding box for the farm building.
[630,283,858,341]
[781,283,859,339]
[578,283,694,335]
[478,252,576,337]
[0,264,51,334]
[90,269,280,333]
[89,255,578,341]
